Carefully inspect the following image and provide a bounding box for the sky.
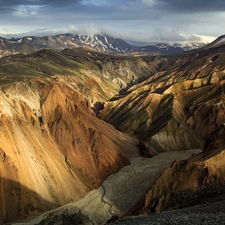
[0,0,224,44]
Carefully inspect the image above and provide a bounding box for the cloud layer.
[0,0,223,44]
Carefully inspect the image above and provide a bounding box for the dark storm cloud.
[0,0,81,7]
[154,0,225,12]
[0,0,81,14]
[0,0,223,44]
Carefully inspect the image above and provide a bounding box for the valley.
[1,34,225,224]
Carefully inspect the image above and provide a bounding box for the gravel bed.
[109,196,225,225]
[109,212,225,225]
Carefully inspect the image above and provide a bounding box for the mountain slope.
[99,42,225,155]
[94,40,225,218]
[0,51,146,224]
[0,48,156,105]
[0,33,205,57]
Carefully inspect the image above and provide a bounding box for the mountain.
[1,35,225,224]
[0,45,186,224]
[0,47,158,224]
[99,36,225,154]
[0,33,206,57]
[0,47,156,105]
[98,36,225,215]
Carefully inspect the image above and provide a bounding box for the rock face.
[142,145,225,213]
[142,119,225,212]
[0,78,138,224]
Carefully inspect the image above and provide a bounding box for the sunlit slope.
[0,49,145,223]
[0,48,155,105]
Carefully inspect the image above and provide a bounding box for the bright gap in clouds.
[13,5,43,17]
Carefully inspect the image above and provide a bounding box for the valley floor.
[11,149,201,225]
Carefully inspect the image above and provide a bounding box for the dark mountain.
[0,33,206,57]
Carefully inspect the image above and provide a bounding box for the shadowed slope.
[0,178,59,224]
[99,45,225,154]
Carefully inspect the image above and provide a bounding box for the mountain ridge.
[0,33,206,57]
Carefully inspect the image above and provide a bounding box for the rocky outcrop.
[142,144,225,213]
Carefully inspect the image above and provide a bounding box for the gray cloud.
[0,0,223,44]
[0,0,81,7]
[153,0,225,13]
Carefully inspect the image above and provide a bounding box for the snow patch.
[7,40,17,44]
[27,37,32,41]
[78,35,84,44]
[85,36,90,43]
[95,37,107,49]
[104,37,109,45]
[109,43,121,52]
[115,47,121,52]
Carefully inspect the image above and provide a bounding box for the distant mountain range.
[0,33,206,57]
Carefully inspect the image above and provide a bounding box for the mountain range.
[1,34,225,224]
[0,33,206,57]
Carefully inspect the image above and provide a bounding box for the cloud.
[153,0,225,13]
[6,25,101,38]
[0,0,80,7]
[12,5,43,17]
[20,25,215,45]
[0,0,223,45]
[148,28,217,44]
[0,0,81,15]
[141,0,155,6]
[80,0,132,7]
